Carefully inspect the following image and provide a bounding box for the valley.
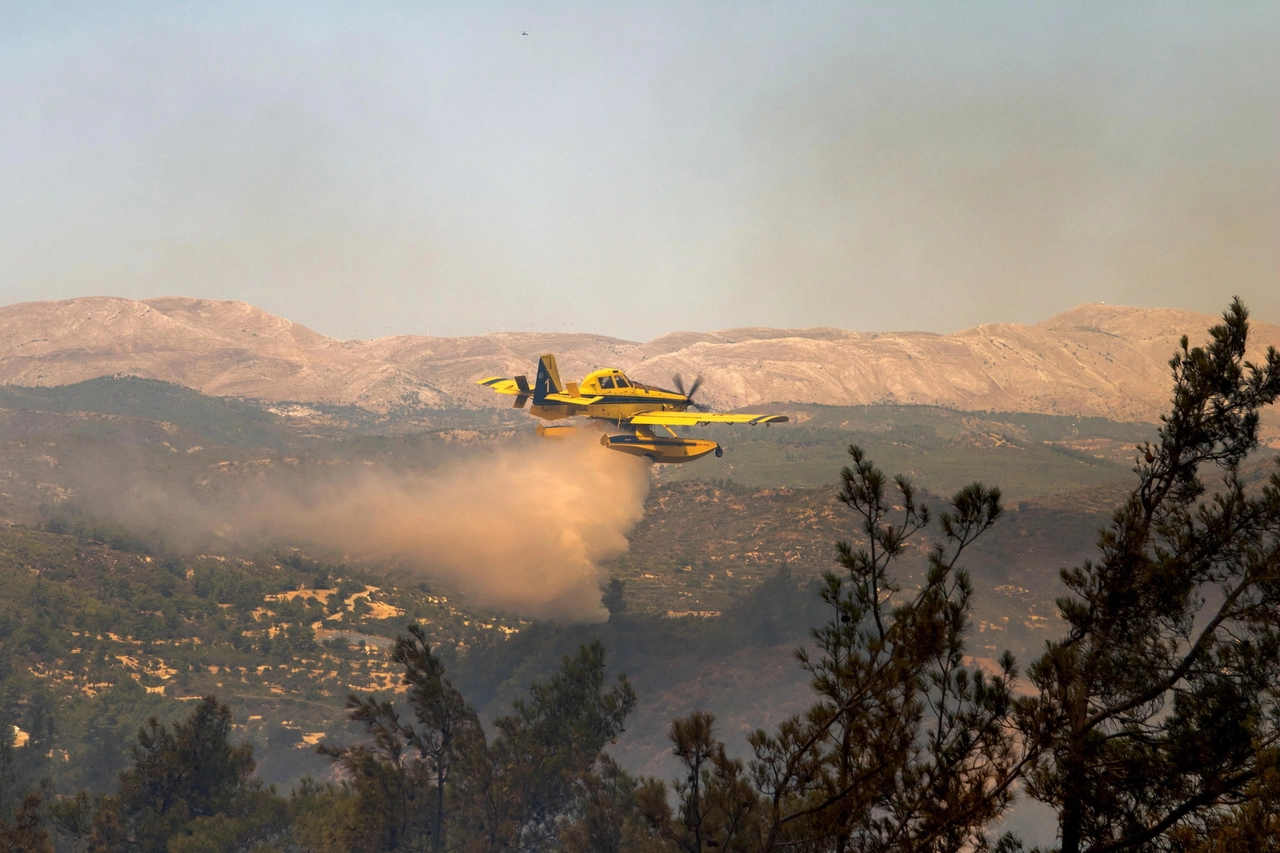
[0,375,1171,796]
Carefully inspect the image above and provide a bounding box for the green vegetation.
[660,404,1156,500]
[0,502,830,805]
[0,376,527,444]
[1022,300,1280,852]
[0,439,1119,851]
[605,475,1112,667]
[0,303,1277,851]
[0,524,522,801]
[295,301,1278,852]
[0,374,1155,505]
[0,377,293,449]
[49,696,289,852]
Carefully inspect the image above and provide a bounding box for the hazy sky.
[2,2,1276,340]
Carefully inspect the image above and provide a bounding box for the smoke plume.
[77,432,652,621]
[265,434,650,620]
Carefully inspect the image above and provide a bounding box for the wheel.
[714,446,723,458]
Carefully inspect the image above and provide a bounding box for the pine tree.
[321,627,481,852]
[324,635,635,853]
[1024,299,1280,852]
[57,696,287,853]
[746,450,1022,852]
[0,794,53,853]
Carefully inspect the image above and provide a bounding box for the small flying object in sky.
[478,355,788,463]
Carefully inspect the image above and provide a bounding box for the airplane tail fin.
[533,354,564,404]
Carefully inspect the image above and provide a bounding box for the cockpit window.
[599,376,616,389]
[614,376,630,388]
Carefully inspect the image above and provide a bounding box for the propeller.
[671,374,709,410]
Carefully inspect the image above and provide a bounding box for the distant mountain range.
[1,296,1277,424]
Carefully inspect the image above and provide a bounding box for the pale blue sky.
[1,2,1276,339]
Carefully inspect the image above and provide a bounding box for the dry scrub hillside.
[1,297,1278,425]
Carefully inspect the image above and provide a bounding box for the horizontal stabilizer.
[536,423,579,439]
[543,392,605,406]
[477,376,523,395]
[478,373,604,407]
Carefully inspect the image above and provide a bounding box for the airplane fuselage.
[530,368,689,423]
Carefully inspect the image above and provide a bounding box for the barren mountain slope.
[0,297,1277,424]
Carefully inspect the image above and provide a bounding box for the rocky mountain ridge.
[1,296,1278,424]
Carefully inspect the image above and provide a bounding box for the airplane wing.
[627,411,789,426]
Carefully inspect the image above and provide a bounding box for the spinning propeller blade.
[672,374,708,411]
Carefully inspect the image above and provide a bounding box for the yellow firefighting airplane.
[477,355,788,463]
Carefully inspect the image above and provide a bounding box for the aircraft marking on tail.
[533,354,563,404]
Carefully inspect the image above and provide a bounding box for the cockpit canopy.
[583,369,633,392]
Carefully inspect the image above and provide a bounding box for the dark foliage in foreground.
[1,300,1277,852]
[1021,299,1280,852]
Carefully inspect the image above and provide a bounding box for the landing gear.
[714,446,723,458]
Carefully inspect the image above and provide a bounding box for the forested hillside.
[1,303,1277,850]
[0,376,1128,817]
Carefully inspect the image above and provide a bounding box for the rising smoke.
[76,432,652,621]
[262,434,651,620]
